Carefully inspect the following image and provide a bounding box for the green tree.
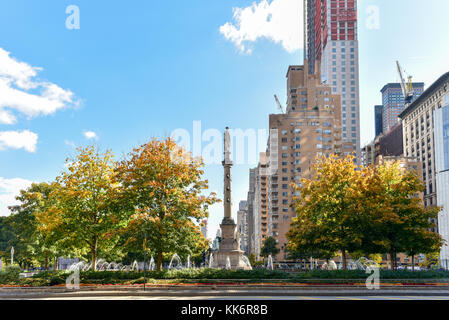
[9,182,68,270]
[364,161,443,270]
[260,236,280,258]
[40,146,129,270]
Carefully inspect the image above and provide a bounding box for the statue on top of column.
[224,127,232,165]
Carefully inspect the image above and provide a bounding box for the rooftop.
[380,82,425,93]
[399,72,449,119]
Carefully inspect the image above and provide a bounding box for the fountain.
[345,257,379,270]
[67,254,202,273]
[148,256,156,271]
[208,253,215,268]
[266,255,273,270]
[225,256,231,270]
[321,260,338,270]
[355,257,379,270]
[241,255,253,270]
[169,254,182,269]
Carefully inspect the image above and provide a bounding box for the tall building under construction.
[246,60,353,261]
[304,0,360,160]
[244,0,357,261]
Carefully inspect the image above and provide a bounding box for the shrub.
[0,266,22,284]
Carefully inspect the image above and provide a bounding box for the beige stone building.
[249,60,354,261]
[400,73,449,210]
[399,72,449,265]
[251,152,269,259]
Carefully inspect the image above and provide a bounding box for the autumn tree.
[7,182,66,270]
[43,146,129,270]
[287,155,443,271]
[115,138,218,271]
[363,161,443,270]
[287,155,366,269]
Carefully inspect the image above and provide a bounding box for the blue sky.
[0,0,448,240]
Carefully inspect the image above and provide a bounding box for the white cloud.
[83,131,98,140]
[0,130,38,153]
[64,139,76,148]
[0,177,34,216]
[0,47,78,125]
[219,0,303,54]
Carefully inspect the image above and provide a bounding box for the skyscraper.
[200,218,208,239]
[262,60,353,261]
[381,83,424,134]
[375,105,383,137]
[237,200,249,254]
[304,0,360,160]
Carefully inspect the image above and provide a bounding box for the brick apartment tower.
[304,0,361,161]
[267,60,354,261]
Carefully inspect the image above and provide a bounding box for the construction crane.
[396,60,415,106]
[274,94,285,114]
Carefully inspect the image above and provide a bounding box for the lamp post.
[143,231,147,292]
[10,247,14,266]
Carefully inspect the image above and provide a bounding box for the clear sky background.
[1,0,449,241]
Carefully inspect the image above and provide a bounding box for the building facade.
[264,61,353,261]
[200,218,208,239]
[434,95,449,268]
[400,72,449,232]
[236,200,249,255]
[381,83,424,134]
[246,168,256,256]
[305,0,361,161]
[249,153,269,259]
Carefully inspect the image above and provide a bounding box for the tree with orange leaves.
[115,138,219,271]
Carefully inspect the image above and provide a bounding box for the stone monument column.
[223,127,233,220]
[213,127,251,270]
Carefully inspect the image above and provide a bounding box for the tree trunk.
[54,257,58,271]
[412,255,415,271]
[390,249,395,270]
[157,250,163,271]
[341,250,347,270]
[45,256,49,271]
[91,236,98,271]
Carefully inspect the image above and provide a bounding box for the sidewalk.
[2,284,449,299]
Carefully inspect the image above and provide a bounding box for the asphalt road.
[30,295,449,300]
